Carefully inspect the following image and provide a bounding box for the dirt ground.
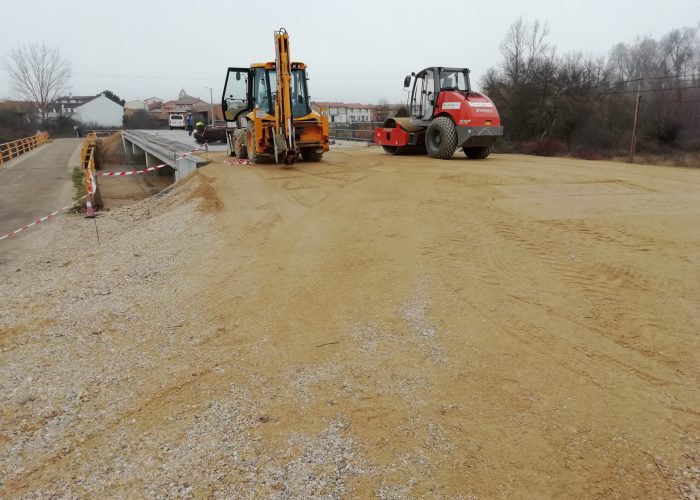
[95,132,175,208]
[0,147,698,498]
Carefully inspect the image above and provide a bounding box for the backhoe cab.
[221,28,329,165]
[375,67,503,159]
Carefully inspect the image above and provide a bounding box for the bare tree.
[374,98,391,123]
[500,18,552,86]
[5,43,71,121]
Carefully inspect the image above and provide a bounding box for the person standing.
[186,113,194,136]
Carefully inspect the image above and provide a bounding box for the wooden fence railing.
[0,132,50,164]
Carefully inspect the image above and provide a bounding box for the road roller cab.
[374,67,503,159]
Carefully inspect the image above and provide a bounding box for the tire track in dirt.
[416,171,693,390]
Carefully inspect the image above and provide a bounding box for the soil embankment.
[96,132,174,208]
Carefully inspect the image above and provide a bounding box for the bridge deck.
[122,130,211,180]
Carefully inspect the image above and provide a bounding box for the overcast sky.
[1,0,698,105]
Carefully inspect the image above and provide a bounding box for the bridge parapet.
[122,130,207,181]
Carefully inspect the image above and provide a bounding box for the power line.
[74,72,220,80]
[612,73,700,84]
[599,84,700,95]
[495,85,700,99]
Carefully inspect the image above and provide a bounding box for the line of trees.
[481,19,700,157]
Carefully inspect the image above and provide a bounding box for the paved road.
[135,129,228,152]
[0,138,82,265]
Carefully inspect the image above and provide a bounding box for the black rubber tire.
[425,116,457,159]
[245,122,257,163]
[234,129,247,159]
[301,148,323,162]
[463,146,491,159]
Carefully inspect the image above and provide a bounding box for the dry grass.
[611,151,700,168]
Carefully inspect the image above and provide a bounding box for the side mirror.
[403,75,411,88]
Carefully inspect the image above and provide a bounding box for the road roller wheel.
[425,116,457,159]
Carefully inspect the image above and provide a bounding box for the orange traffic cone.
[85,201,95,218]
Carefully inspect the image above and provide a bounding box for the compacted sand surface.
[1,148,698,498]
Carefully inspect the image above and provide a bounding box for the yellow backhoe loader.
[221,28,329,165]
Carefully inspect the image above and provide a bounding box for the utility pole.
[629,80,642,163]
[205,86,214,126]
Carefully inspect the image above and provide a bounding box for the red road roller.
[375,67,503,159]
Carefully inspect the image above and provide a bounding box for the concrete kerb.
[122,130,208,181]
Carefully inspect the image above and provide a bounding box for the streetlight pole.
[205,86,214,126]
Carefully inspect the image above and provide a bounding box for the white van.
[169,114,185,130]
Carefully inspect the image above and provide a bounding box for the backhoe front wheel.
[425,116,457,159]
[245,122,257,163]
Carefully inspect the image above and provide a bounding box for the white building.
[74,94,123,127]
[311,102,372,123]
[125,97,162,111]
[48,93,124,127]
[47,95,95,118]
[124,99,147,111]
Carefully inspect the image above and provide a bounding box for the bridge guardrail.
[0,132,50,164]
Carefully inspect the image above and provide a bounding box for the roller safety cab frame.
[221,28,330,165]
[375,67,503,159]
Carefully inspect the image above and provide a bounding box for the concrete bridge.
[121,130,210,181]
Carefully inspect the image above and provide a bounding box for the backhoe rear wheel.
[425,116,457,159]
[463,146,491,159]
[234,129,247,159]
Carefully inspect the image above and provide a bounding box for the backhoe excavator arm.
[274,28,296,164]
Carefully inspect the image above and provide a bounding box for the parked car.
[169,114,185,130]
[194,125,227,144]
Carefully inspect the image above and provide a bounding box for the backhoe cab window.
[223,69,249,121]
[251,68,310,118]
[291,69,310,118]
[253,68,274,114]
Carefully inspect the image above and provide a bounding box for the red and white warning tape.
[0,144,208,242]
[97,163,170,176]
[96,143,207,176]
[225,158,255,166]
[0,194,90,241]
